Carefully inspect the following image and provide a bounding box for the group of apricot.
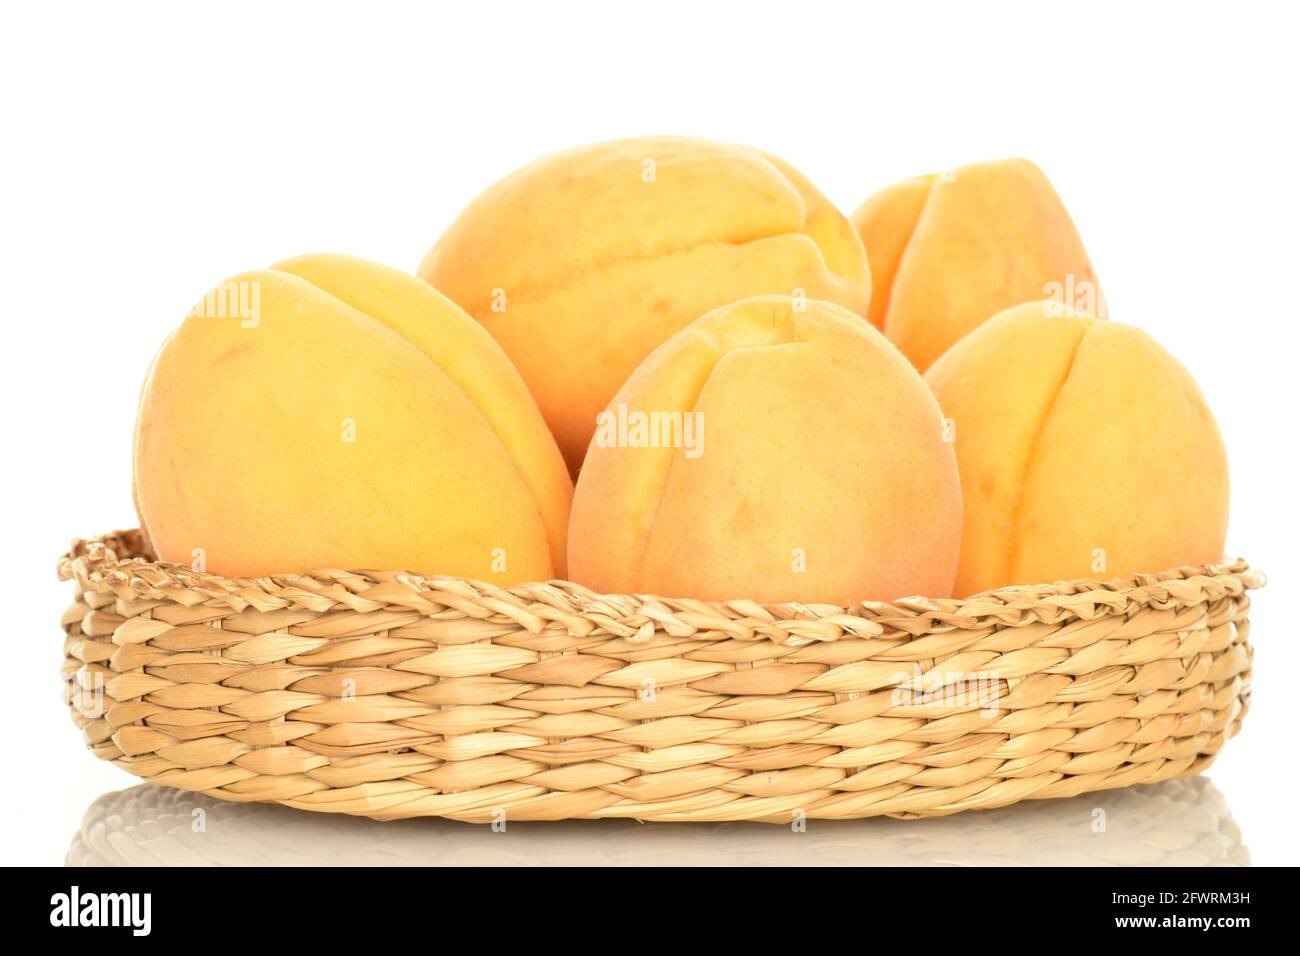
[133,137,1229,605]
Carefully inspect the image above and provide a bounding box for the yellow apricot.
[568,295,962,604]
[420,136,871,473]
[925,302,1229,595]
[852,159,1098,370]
[134,253,571,581]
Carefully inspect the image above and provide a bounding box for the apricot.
[419,137,872,473]
[851,159,1098,369]
[568,295,962,604]
[925,302,1229,595]
[133,253,572,581]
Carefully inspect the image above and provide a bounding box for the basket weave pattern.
[58,531,1261,823]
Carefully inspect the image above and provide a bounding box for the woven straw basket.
[58,530,1262,823]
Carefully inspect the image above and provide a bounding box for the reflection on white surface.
[68,776,1247,867]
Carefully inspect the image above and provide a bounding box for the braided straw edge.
[58,529,1265,647]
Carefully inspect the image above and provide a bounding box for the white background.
[1,1,1296,864]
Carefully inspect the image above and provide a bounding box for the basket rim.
[57,529,1264,645]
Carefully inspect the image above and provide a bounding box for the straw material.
[58,530,1262,823]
